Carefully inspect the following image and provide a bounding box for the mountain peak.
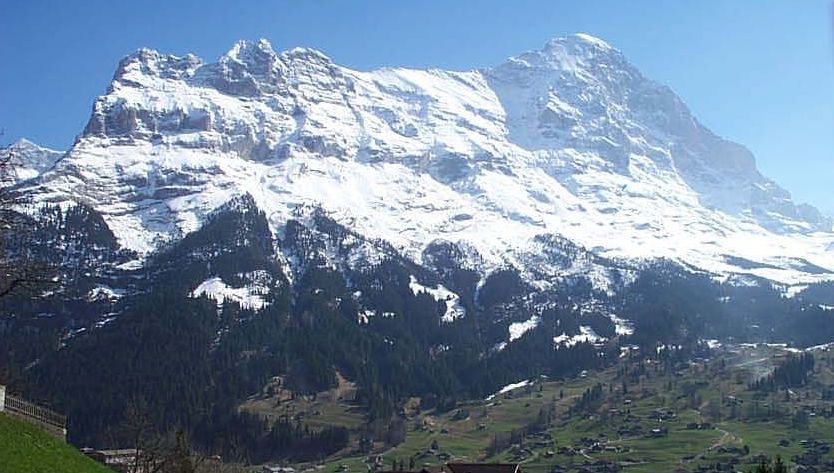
[221,38,278,65]
[209,38,286,94]
[571,33,614,49]
[113,47,201,84]
[217,39,332,69]
[539,32,624,64]
[495,33,627,76]
[7,138,61,155]
[3,138,63,183]
[9,137,40,150]
[282,46,332,64]
[545,33,615,51]
[124,46,163,63]
[114,47,162,76]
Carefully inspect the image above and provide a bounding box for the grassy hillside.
[0,413,111,473]
[251,344,834,473]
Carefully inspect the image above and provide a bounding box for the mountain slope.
[19,34,833,286]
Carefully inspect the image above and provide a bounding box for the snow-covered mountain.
[18,33,834,285]
[4,139,63,183]
[7,35,834,449]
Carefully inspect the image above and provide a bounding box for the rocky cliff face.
[14,34,834,286]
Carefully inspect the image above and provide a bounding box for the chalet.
[648,427,668,438]
[263,467,296,473]
[380,464,522,473]
[446,463,522,473]
[83,448,142,473]
[378,466,446,473]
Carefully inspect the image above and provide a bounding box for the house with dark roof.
[446,463,521,473]
[379,463,521,473]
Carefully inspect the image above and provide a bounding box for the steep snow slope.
[21,34,834,285]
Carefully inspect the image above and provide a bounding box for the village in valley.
[94,342,834,473]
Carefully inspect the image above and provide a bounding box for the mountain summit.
[19,34,834,285]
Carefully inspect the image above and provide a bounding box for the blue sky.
[1,0,832,215]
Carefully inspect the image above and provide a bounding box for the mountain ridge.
[11,33,834,286]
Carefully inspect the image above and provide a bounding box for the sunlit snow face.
[17,34,834,289]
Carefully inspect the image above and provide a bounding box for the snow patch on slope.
[509,315,541,342]
[608,314,635,336]
[190,277,269,310]
[408,275,465,322]
[553,325,607,348]
[486,379,531,401]
[782,285,808,299]
[87,285,126,302]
